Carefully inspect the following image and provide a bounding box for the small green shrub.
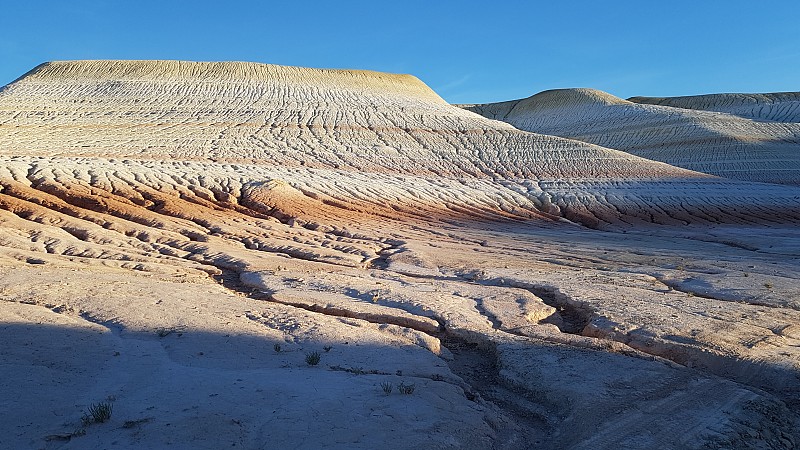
[305,351,321,366]
[274,343,282,353]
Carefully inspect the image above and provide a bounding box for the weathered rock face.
[463,88,800,186]
[1,61,799,449]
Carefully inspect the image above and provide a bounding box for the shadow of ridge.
[0,320,512,450]
[2,317,799,450]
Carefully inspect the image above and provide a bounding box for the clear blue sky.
[1,1,798,104]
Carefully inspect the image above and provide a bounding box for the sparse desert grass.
[381,381,393,394]
[398,381,415,395]
[305,351,321,366]
[81,402,113,426]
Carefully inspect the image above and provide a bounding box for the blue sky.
[1,1,798,103]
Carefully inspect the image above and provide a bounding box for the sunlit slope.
[0,60,798,235]
[1,61,681,179]
[463,88,800,186]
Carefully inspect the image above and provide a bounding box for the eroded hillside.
[462,88,800,185]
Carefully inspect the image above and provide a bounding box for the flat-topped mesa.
[5,60,447,104]
[629,92,800,122]
[0,59,686,181]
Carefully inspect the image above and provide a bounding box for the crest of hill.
[519,88,630,109]
[629,92,800,122]
[461,88,628,120]
[7,60,446,104]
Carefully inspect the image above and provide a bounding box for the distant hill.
[629,92,800,122]
[462,88,800,186]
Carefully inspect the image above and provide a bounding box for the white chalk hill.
[463,88,800,186]
[630,91,800,122]
[1,60,799,229]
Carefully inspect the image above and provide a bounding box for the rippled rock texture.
[463,88,800,186]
